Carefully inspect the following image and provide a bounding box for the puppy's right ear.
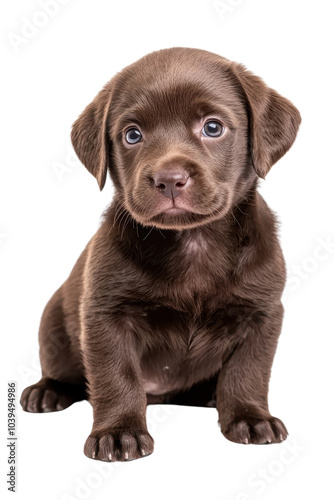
[71,82,113,190]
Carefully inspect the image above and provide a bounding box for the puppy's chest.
[138,304,245,395]
[157,236,233,303]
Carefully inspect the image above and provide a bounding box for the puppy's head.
[71,48,301,230]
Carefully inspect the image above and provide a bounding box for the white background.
[1,0,333,499]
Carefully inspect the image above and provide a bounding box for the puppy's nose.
[153,170,189,199]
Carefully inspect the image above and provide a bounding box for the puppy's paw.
[222,416,288,445]
[84,429,154,462]
[20,378,86,413]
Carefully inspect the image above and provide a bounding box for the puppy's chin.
[128,205,230,230]
[147,213,218,230]
[124,189,232,230]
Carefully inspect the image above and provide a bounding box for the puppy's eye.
[125,128,142,144]
[202,121,224,138]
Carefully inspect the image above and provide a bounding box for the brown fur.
[20,48,301,461]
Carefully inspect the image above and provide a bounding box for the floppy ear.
[231,63,301,178]
[71,81,113,190]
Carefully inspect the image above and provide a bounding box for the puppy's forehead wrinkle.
[115,91,243,135]
[116,97,239,132]
[114,71,243,130]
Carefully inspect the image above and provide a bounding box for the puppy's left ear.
[231,63,301,178]
[71,81,113,190]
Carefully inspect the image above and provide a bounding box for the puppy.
[21,48,301,462]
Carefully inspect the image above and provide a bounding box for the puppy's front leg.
[82,313,153,462]
[217,302,288,445]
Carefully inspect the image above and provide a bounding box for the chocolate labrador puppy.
[21,48,301,462]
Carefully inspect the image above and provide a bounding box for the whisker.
[231,211,243,233]
[107,201,122,236]
[143,226,154,241]
[108,202,125,236]
[136,222,139,238]
[117,210,128,237]
[120,213,132,240]
[234,203,248,216]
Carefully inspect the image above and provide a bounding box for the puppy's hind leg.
[20,287,87,413]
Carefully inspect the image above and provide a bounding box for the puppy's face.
[110,56,249,229]
[71,48,301,230]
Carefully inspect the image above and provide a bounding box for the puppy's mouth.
[148,209,216,229]
[153,198,200,218]
[162,207,188,215]
[126,196,229,230]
